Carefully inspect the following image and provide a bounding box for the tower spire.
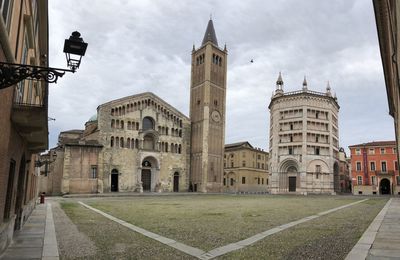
[302,75,308,91]
[276,72,284,89]
[275,72,284,95]
[326,81,332,96]
[201,19,219,46]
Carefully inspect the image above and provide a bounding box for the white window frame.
[371,175,377,186]
[370,161,376,171]
[368,148,375,155]
[381,161,387,172]
[356,161,362,171]
[355,148,361,155]
[357,176,362,185]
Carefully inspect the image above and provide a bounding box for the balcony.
[376,170,395,176]
[11,83,48,152]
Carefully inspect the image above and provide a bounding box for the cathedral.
[39,19,228,194]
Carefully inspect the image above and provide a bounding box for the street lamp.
[0,31,88,89]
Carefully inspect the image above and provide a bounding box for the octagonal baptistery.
[268,74,340,194]
[96,92,191,193]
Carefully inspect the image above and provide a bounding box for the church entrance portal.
[380,178,391,195]
[111,169,118,192]
[173,172,179,192]
[289,176,297,192]
[142,169,151,191]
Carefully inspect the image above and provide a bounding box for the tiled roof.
[348,141,396,148]
[202,19,218,46]
[225,141,252,149]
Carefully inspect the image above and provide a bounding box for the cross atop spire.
[202,19,219,46]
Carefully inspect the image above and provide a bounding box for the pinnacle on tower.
[276,72,284,89]
[302,76,308,91]
[275,72,284,95]
[326,81,332,96]
[202,19,219,46]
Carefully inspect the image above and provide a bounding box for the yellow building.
[0,0,49,254]
[223,142,269,193]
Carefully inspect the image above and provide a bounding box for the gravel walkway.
[52,200,97,259]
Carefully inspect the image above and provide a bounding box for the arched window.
[175,144,178,153]
[179,130,182,137]
[121,120,124,129]
[116,120,120,128]
[116,137,119,148]
[166,127,169,135]
[127,121,131,130]
[135,139,139,149]
[127,138,130,148]
[120,138,124,148]
[131,139,134,149]
[178,144,181,154]
[111,108,114,115]
[143,117,154,130]
[111,136,114,147]
[111,119,115,128]
[165,143,168,152]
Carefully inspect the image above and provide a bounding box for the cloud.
[48,0,394,154]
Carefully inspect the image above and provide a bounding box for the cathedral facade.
[39,19,228,194]
[268,74,340,194]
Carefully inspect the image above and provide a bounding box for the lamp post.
[0,31,88,89]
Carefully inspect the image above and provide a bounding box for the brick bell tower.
[189,19,227,192]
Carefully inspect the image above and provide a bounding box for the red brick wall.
[350,145,398,187]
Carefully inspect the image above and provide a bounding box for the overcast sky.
[48,0,394,154]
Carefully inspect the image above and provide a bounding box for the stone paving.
[0,203,59,260]
[1,197,399,260]
[346,198,400,260]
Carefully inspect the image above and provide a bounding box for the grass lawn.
[59,202,193,260]
[81,195,383,251]
[220,199,387,260]
[59,195,388,259]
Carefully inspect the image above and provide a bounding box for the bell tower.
[189,19,227,192]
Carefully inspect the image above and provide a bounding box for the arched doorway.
[287,166,297,192]
[141,160,152,192]
[380,178,391,195]
[173,172,179,192]
[333,161,340,192]
[111,169,119,192]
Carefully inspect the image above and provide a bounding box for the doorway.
[380,178,391,195]
[141,169,151,191]
[289,176,297,192]
[111,169,118,192]
[173,172,179,192]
